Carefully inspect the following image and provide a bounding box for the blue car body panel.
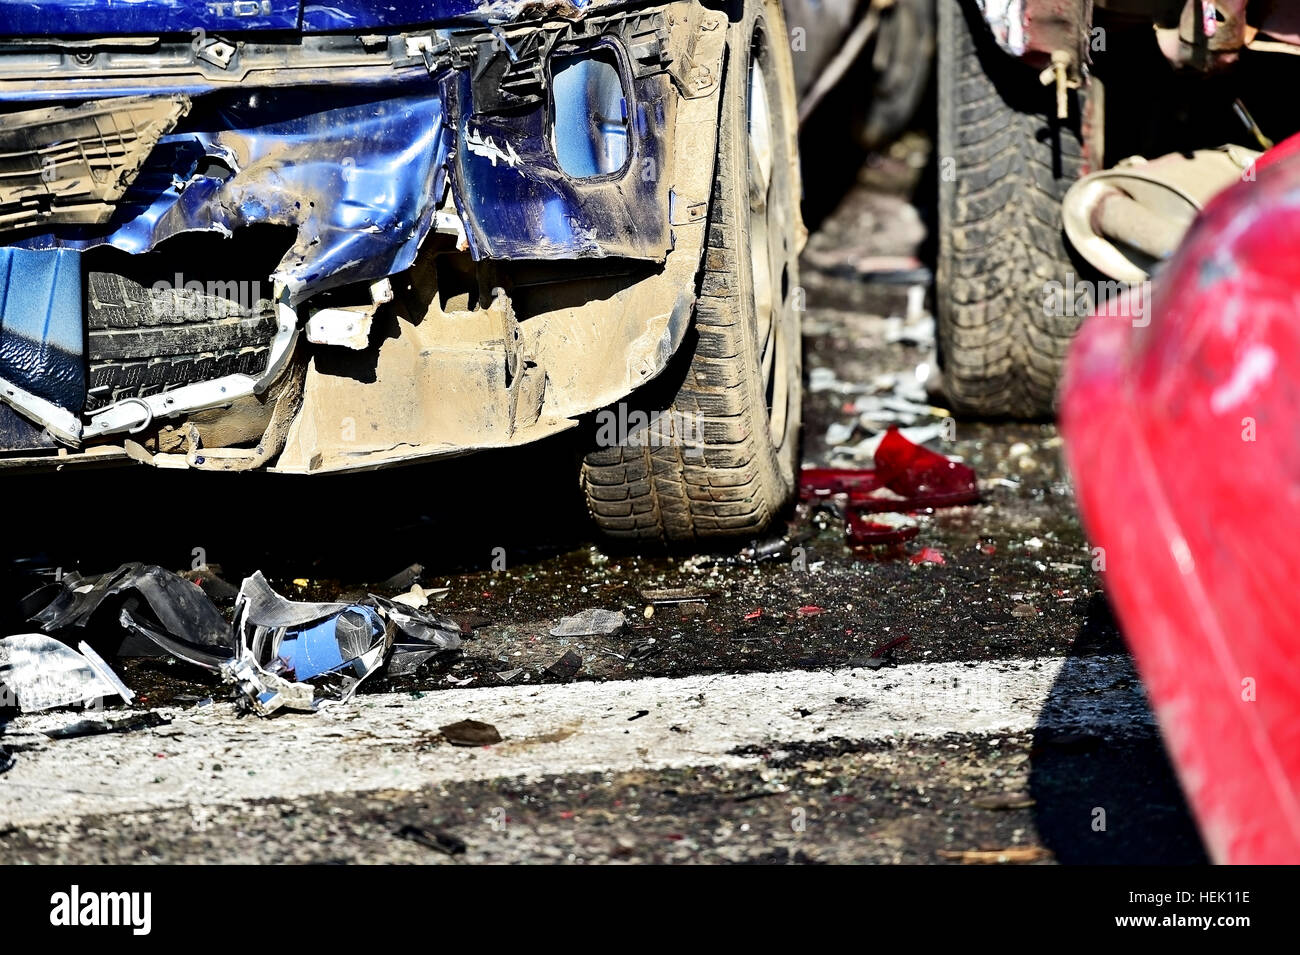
[0,0,599,35]
[299,1,597,31]
[0,0,300,35]
[444,56,671,261]
[0,0,704,453]
[14,85,450,306]
[0,248,84,412]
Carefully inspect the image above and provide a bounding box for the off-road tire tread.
[937,0,1087,417]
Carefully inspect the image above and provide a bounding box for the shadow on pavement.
[0,432,594,631]
[1028,594,1208,864]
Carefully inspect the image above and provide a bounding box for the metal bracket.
[0,379,83,445]
[1039,49,1081,120]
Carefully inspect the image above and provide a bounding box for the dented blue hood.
[0,0,595,35]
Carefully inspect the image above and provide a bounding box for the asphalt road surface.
[0,138,1207,864]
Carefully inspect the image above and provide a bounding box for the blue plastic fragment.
[277,605,386,680]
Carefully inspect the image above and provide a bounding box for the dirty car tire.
[582,0,803,542]
[936,0,1088,418]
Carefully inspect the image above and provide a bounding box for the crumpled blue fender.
[15,85,449,307]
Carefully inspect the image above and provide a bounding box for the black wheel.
[862,0,935,149]
[582,0,803,542]
[936,0,1088,417]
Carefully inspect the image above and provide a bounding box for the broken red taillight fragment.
[1060,133,1300,864]
[802,428,978,552]
[845,510,919,546]
[799,465,882,500]
[800,428,978,511]
[870,427,979,510]
[908,547,945,566]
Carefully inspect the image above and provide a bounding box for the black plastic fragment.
[42,711,172,739]
[29,562,232,648]
[395,824,467,856]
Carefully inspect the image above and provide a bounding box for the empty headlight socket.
[547,37,636,180]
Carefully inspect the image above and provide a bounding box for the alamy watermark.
[50,886,151,935]
[593,403,704,457]
[149,273,265,322]
[1043,273,1151,327]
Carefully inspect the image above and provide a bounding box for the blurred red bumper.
[1060,136,1300,864]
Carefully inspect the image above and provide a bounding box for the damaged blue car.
[0,0,805,541]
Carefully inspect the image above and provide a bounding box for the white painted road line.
[0,655,1146,827]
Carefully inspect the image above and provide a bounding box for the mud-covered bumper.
[0,0,730,471]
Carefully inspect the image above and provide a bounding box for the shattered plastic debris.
[801,428,977,559]
[882,309,936,347]
[276,605,388,681]
[638,587,709,605]
[676,533,810,571]
[223,654,316,717]
[19,564,465,719]
[392,585,430,608]
[396,824,467,856]
[825,421,855,446]
[739,535,800,562]
[182,564,239,602]
[854,391,945,433]
[118,606,235,672]
[226,573,370,716]
[30,562,234,667]
[800,429,978,508]
[380,598,464,677]
[814,288,945,464]
[377,563,424,592]
[820,366,947,441]
[871,428,979,510]
[229,572,461,715]
[545,651,583,682]
[861,634,910,669]
[0,634,132,713]
[628,638,662,661]
[846,510,920,546]
[236,571,350,629]
[828,422,948,467]
[801,466,883,500]
[389,583,450,608]
[549,608,625,637]
[808,366,848,394]
[909,547,946,566]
